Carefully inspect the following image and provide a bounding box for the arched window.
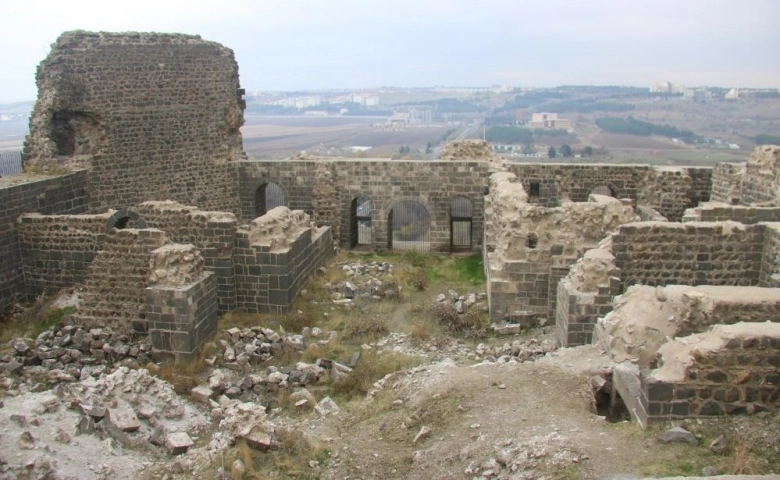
[388,200,430,252]
[254,182,286,217]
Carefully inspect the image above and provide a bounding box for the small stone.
[108,407,140,432]
[191,385,214,404]
[231,459,246,477]
[709,435,728,454]
[55,428,72,444]
[18,431,35,449]
[701,466,719,476]
[413,425,431,444]
[658,426,697,445]
[10,413,27,427]
[166,432,194,455]
[240,426,272,450]
[149,426,166,446]
[77,415,96,434]
[314,396,340,416]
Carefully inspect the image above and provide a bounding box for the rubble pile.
[326,260,398,303]
[464,433,586,478]
[0,325,151,395]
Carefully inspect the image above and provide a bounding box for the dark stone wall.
[0,171,88,312]
[759,224,780,288]
[23,31,244,214]
[238,160,490,252]
[612,222,765,288]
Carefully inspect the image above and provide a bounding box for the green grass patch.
[452,254,486,284]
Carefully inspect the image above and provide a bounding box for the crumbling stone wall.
[239,160,490,251]
[311,162,340,233]
[71,229,169,334]
[136,201,237,313]
[146,244,216,361]
[17,212,111,297]
[23,31,244,213]
[484,171,638,323]
[635,205,668,222]
[682,203,780,224]
[710,162,744,204]
[742,145,780,206]
[0,172,88,312]
[635,322,779,423]
[759,223,780,288]
[612,222,765,288]
[233,207,334,313]
[637,167,712,222]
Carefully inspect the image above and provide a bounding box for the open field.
[242,115,454,158]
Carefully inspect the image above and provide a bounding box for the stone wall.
[238,160,490,251]
[741,145,780,206]
[145,245,216,361]
[136,201,237,313]
[484,171,638,323]
[635,205,668,222]
[637,167,712,222]
[612,222,765,288]
[70,229,168,334]
[233,207,334,314]
[17,212,111,297]
[0,172,88,312]
[710,162,744,204]
[634,322,779,423]
[23,31,244,213]
[682,203,780,224]
[759,223,780,288]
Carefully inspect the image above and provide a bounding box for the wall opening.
[527,233,538,249]
[350,196,372,249]
[590,185,616,197]
[388,200,431,252]
[450,197,473,252]
[50,110,101,156]
[254,182,286,218]
[529,181,541,201]
[105,209,147,233]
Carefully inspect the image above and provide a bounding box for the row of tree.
[595,116,700,144]
[547,145,593,158]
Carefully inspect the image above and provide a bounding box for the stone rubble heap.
[325,260,398,303]
[0,325,151,395]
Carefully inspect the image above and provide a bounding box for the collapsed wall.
[234,207,334,313]
[710,145,780,207]
[484,171,638,324]
[23,31,245,213]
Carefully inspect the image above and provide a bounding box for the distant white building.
[650,81,685,94]
[724,88,739,100]
[527,112,571,131]
[351,94,379,106]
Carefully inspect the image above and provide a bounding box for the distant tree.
[425,141,432,154]
[547,146,557,158]
[755,134,780,145]
[583,145,593,156]
[521,142,535,154]
[560,144,573,157]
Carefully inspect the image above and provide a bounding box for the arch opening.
[350,196,372,249]
[450,197,473,252]
[388,200,431,252]
[589,185,616,198]
[254,182,286,218]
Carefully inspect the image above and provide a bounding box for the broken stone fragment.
[165,432,194,455]
[79,404,107,422]
[55,428,72,444]
[658,426,697,445]
[191,385,214,404]
[108,407,140,432]
[77,415,96,434]
[18,431,35,449]
[240,425,272,450]
[413,425,431,444]
[314,396,339,416]
[10,413,27,427]
[149,426,166,446]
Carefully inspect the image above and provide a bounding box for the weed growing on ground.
[331,350,419,400]
[342,315,389,342]
[218,311,268,330]
[153,341,218,394]
[0,293,75,343]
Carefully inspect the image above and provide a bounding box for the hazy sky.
[2,0,779,103]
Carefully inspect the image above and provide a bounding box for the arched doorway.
[350,196,372,249]
[450,197,473,252]
[105,209,147,233]
[589,185,616,198]
[254,182,286,218]
[387,200,431,252]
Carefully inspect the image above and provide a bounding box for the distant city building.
[650,81,685,94]
[351,94,379,106]
[683,88,708,100]
[271,95,321,109]
[527,112,571,131]
[409,109,432,124]
[724,88,740,100]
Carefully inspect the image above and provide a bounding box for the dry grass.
[218,311,268,330]
[331,350,419,400]
[300,338,347,363]
[721,435,765,475]
[0,294,73,344]
[342,315,389,342]
[219,429,327,479]
[152,341,219,394]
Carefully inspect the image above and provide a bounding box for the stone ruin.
[0,30,778,425]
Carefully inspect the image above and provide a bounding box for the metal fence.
[254,182,287,217]
[450,198,473,251]
[350,196,372,248]
[388,200,431,252]
[0,150,22,177]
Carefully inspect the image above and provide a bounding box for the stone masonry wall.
[0,171,88,313]
[710,162,744,204]
[233,208,334,314]
[23,31,244,213]
[759,223,780,288]
[612,222,765,288]
[741,145,780,206]
[682,203,780,224]
[17,212,110,297]
[636,322,779,423]
[71,229,168,334]
[637,167,712,222]
[136,201,237,313]
[238,160,490,251]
